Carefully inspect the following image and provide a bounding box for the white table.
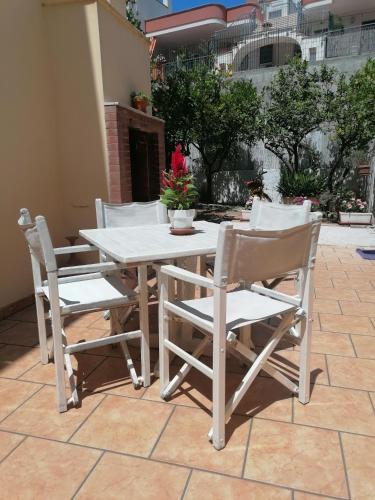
[79,221,220,379]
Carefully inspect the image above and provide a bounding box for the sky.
[173,0,245,12]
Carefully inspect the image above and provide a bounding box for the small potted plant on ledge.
[242,169,271,220]
[131,91,150,113]
[339,194,372,225]
[161,144,198,231]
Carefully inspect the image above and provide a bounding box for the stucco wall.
[44,1,109,237]
[98,1,151,107]
[0,0,64,309]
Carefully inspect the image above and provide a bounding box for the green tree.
[327,59,375,191]
[152,64,260,201]
[260,57,336,174]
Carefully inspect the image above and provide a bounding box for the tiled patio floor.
[0,246,374,499]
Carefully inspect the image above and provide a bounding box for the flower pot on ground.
[338,196,372,225]
[160,144,198,229]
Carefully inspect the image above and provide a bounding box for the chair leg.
[159,272,170,397]
[139,265,151,387]
[298,316,312,404]
[212,287,226,451]
[49,278,67,412]
[35,294,49,364]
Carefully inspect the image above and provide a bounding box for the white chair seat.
[42,276,137,314]
[174,289,296,331]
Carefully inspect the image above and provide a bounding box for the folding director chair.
[158,220,321,450]
[18,208,149,413]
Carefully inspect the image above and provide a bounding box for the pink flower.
[347,203,353,209]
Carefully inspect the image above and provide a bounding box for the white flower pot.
[339,212,372,225]
[241,210,251,221]
[168,209,196,229]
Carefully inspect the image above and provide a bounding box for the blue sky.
[173,0,245,12]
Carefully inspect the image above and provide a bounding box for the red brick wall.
[104,104,165,203]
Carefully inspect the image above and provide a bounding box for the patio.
[0,243,374,499]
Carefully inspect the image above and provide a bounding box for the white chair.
[18,208,148,413]
[158,220,321,450]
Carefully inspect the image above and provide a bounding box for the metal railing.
[151,15,375,78]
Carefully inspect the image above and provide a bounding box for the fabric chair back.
[213,220,320,289]
[18,209,57,273]
[250,198,311,230]
[95,199,168,228]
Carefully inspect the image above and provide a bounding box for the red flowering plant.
[160,145,198,210]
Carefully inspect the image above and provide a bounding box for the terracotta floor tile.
[309,331,355,357]
[8,305,37,323]
[0,322,43,347]
[315,288,359,301]
[63,326,122,358]
[319,313,375,335]
[244,419,348,498]
[152,405,249,476]
[76,452,189,500]
[0,385,104,441]
[356,290,375,303]
[184,470,291,500]
[326,263,361,272]
[313,278,333,288]
[0,378,41,422]
[0,430,24,461]
[83,356,146,397]
[294,385,375,436]
[64,311,103,329]
[294,493,333,500]
[351,335,375,359]
[313,299,341,314]
[327,356,375,391]
[71,395,172,456]
[0,320,19,334]
[20,353,104,386]
[0,345,40,378]
[341,433,375,500]
[268,350,329,386]
[339,301,374,317]
[0,437,100,498]
[332,278,374,291]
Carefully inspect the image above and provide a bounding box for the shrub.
[278,171,325,198]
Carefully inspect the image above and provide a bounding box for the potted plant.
[339,195,372,225]
[160,144,198,229]
[277,171,325,204]
[131,91,150,113]
[242,170,271,220]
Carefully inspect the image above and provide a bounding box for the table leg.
[138,264,150,387]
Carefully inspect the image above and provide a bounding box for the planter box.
[339,212,373,225]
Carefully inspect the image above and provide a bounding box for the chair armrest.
[57,261,126,277]
[160,264,214,289]
[54,244,97,255]
[250,283,301,307]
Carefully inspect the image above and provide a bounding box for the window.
[309,47,317,62]
[269,9,282,19]
[260,44,273,65]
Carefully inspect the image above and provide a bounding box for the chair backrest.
[249,198,311,230]
[213,220,321,293]
[95,199,168,228]
[18,209,57,277]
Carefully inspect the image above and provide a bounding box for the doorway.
[129,129,160,202]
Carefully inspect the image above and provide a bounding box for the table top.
[79,220,220,264]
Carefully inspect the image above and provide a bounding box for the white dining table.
[79,221,221,383]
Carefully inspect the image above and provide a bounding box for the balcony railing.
[152,18,375,78]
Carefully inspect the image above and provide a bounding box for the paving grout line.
[240,417,253,479]
[348,334,359,358]
[67,394,108,443]
[148,404,176,459]
[71,449,105,499]
[180,469,193,500]
[0,384,45,425]
[367,391,375,415]
[324,354,332,386]
[293,488,346,500]
[338,431,352,500]
[0,434,27,466]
